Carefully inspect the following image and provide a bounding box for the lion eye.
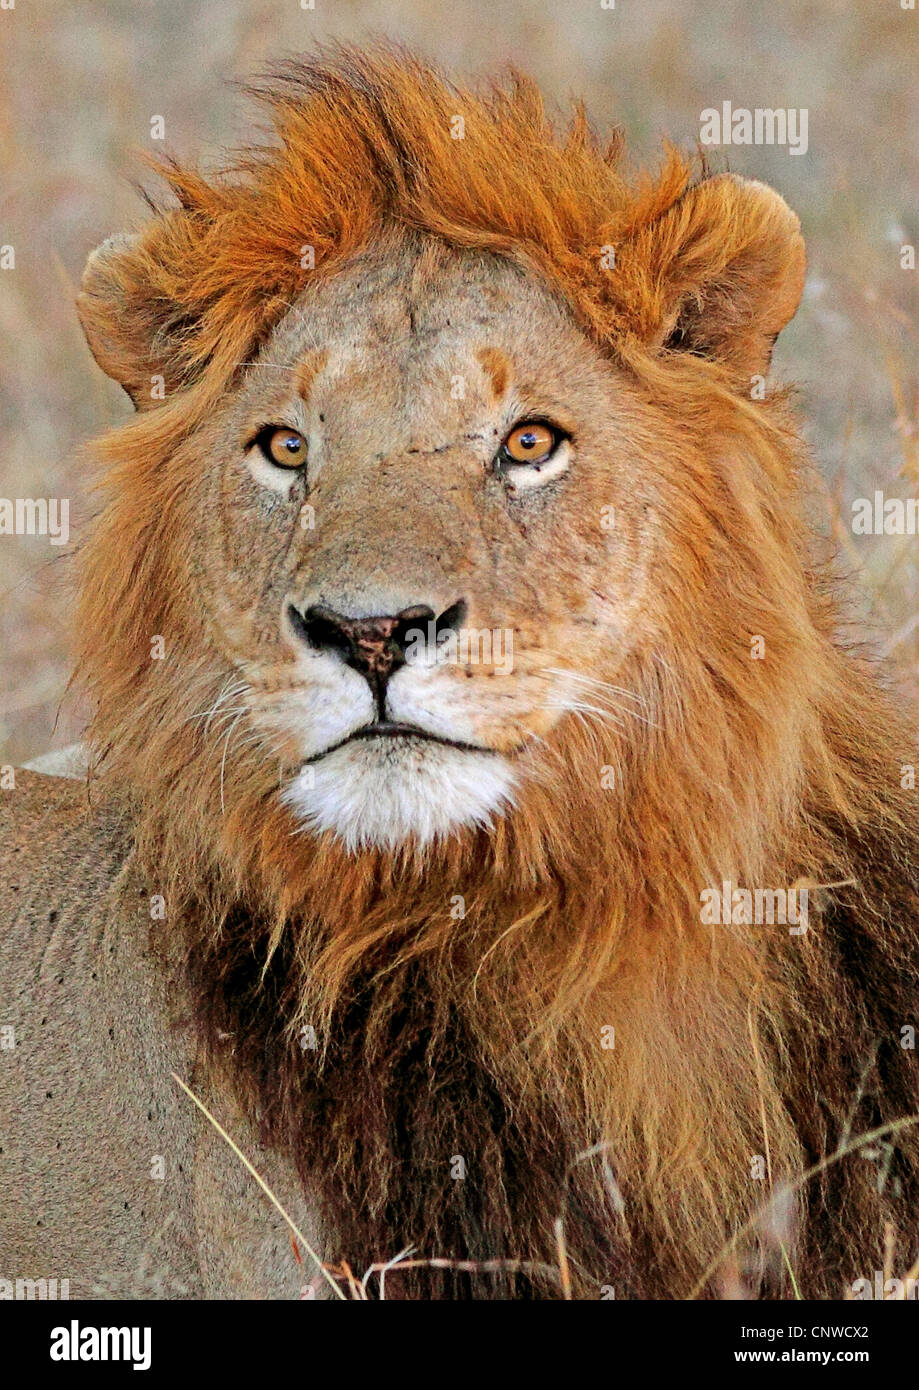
[498,421,560,466]
[256,426,308,469]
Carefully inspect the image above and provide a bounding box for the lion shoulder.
[0,765,130,916]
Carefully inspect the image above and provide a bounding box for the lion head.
[76,49,806,856]
[73,48,919,1298]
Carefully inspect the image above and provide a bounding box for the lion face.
[190,235,658,849]
[76,56,806,857]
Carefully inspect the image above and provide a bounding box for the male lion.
[2,48,918,1300]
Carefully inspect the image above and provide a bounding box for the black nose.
[287,600,467,698]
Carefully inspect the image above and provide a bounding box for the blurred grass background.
[1,0,918,763]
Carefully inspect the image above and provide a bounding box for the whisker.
[233,361,297,370]
[542,669,660,730]
[549,670,648,706]
[185,678,250,733]
[219,711,247,817]
[539,698,628,731]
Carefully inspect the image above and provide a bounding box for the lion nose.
[287,600,467,692]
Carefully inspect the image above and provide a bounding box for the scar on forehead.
[476,347,512,401]
[295,350,329,402]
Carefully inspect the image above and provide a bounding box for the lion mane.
[75,46,919,1297]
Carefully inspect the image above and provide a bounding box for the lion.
[2,46,918,1301]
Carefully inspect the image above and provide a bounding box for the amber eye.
[499,421,560,466]
[256,426,308,469]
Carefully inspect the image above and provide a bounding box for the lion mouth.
[303,720,496,764]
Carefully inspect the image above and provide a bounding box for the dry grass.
[175,1069,919,1299]
[1,0,918,760]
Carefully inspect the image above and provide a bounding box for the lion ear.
[76,232,189,410]
[634,174,805,384]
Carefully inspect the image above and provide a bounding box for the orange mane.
[113,44,701,392]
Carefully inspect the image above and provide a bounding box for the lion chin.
[282,734,518,852]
